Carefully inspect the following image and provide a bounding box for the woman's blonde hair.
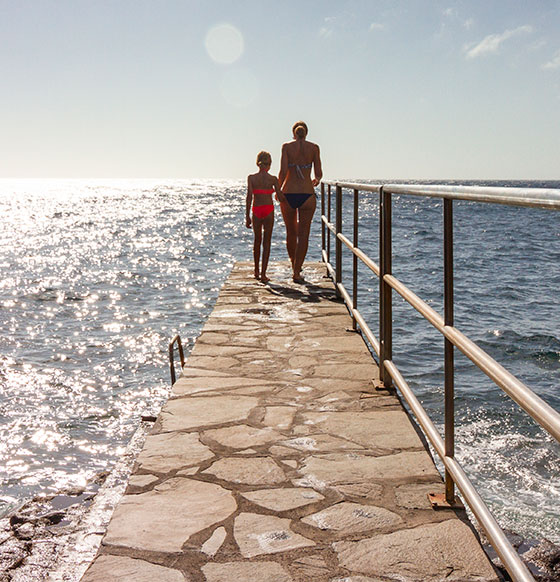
[256,151,271,167]
[292,121,308,139]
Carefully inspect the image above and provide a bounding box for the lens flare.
[205,23,244,65]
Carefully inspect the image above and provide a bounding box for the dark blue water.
[0,178,558,542]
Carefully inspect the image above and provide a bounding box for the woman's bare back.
[280,140,321,194]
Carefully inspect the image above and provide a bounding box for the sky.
[1,0,559,180]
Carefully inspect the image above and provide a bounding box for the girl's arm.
[273,176,286,204]
[246,176,252,228]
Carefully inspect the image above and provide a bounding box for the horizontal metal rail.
[322,216,381,276]
[384,360,534,582]
[324,180,560,210]
[319,179,560,582]
[328,181,382,194]
[338,232,380,276]
[383,273,560,442]
[385,183,560,209]
[322,218,381,355]
[168,334,185,385]
[336,280,381,356]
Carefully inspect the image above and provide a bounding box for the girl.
[246,151,284,283]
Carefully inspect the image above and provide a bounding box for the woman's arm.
[312,144,323,187]
[246,176,252,228]
[278,143,289,190]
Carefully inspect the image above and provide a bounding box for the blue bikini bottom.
[284,193,312,209]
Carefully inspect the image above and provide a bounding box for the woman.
[278,121,323,282]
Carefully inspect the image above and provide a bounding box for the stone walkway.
[81,262,499,582]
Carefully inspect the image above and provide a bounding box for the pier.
[81,261,499,582]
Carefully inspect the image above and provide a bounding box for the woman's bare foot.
[254,269,260,280]
[292,272,304,283]
[260,274,270,283]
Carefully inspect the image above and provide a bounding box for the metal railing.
[320,180,560,582]
[168,334,185,385]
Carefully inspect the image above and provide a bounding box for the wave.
[478,330,560,370]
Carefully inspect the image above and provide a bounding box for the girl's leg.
[280,201,298,267]
[252,217,263,279]
[293,196,316,280]
[260,213,274,282]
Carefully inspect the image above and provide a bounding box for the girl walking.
[246,151,284,283]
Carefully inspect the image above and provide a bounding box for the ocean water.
[0,178,558,543]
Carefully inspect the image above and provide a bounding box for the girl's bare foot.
[261,274,270,283]
[254,270,260,280]
[292,272,304,283]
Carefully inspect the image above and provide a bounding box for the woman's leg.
[260,213,274,282]
[293,195,316,279]
[280,201,298,267]
[252,217,263,279]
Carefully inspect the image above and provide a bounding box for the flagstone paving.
[81,262,500,582]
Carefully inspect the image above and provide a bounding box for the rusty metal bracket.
[372,379,395,391]
[428,493,464,510]
[372,379,385,390]
[360,378,395,398]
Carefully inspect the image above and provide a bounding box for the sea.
[0,178,558,544]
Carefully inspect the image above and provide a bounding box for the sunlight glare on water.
[0,179,257,513]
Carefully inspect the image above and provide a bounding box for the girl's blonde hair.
[256,151,271,167]
[292,121,308,138]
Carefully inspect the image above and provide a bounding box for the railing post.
[335,185,342,296]
[352,188,358,330]
[379,186,392,387]
[321,182,325,260]
[327,184,332,266]
[444,197,455,503]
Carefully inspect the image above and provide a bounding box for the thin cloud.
[465,25,533,59]
[318,13,357,39]
[438,7,473,37]
[542,50,560,70]
[369,22,384,32]
[318,16,337,39]
[529,39,547,52]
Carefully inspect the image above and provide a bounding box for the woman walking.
[278,121,323,282]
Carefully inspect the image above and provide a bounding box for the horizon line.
[0,176,559,182]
